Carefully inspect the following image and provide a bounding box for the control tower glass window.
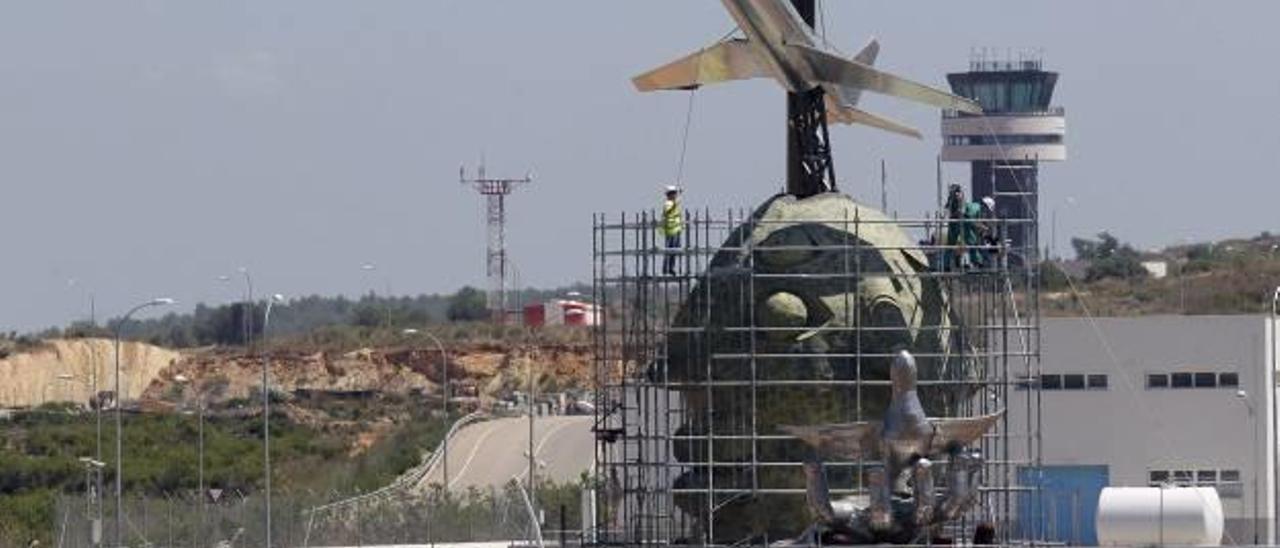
[948,71,1058,114]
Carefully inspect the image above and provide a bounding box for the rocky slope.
[0,338,592,409]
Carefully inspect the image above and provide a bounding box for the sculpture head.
[890,349,918,395]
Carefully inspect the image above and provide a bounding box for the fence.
[54,483,583,547]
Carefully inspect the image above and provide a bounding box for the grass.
[0,397,452,546]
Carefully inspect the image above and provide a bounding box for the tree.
[446,287,489,322]
[1073,232,1148,282]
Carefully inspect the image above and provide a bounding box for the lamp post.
[262,293,284,548]
[79,457,105,547]
[403,328,450,487]
[1270,285,1280,546]
[527,352,537,500]
[1237,389,1261,545]
[113,297,175,548]
[173,374,205,537]
[61,372,102,547]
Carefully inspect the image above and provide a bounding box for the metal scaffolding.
[591,198,1043,546]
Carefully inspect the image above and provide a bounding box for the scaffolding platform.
[590,194,1044,546]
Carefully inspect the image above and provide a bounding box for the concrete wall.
[1009,315,1276,545]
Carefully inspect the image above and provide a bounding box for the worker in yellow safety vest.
[661,185,683,275]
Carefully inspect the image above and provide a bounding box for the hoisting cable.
[674,26,740,188]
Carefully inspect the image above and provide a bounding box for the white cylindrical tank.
[1096,486,1224,546]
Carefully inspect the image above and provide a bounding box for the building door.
[1017,465,1109,545]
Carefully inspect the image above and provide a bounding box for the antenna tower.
[460,161,532,322]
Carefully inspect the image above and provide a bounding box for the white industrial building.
[1010,315,1276,545]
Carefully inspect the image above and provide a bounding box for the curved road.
[416,415,594,492]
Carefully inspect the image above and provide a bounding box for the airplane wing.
[780,422,881,458]
[633,38,768,92]
[926,410,1004,454]
[825,100,923,139]
[789,43,982,114]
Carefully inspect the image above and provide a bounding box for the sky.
[1,1,1278,331]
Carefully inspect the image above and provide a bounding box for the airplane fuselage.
[719,0,821,93]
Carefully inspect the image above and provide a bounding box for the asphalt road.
[417,415,594,492]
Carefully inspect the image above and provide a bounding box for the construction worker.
[943,184,983,271]
[977,196,1000,267]
[943,184,966,270]
[661,185,683,276]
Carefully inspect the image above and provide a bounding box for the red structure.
[523,299,600,327]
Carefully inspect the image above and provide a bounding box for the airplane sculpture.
[632,0,982,138]
[780,350,1002,544]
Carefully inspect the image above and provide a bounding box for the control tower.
[941,50,1065,263]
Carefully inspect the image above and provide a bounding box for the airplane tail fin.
[633,39,766,92]
[853,37,880,65]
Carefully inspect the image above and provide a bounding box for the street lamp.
[79,457,106,547]
[403,328,450,487]
[1237,389,1261,545]
[173,374,205,537]
[262,293,284,548]
[113,297,174,548]
[1271,285,1280,546]
[59,371,104,547]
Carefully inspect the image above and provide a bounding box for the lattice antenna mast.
[460,161,533,322]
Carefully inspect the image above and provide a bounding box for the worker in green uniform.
[944,184,983,270]
[661,185,683,276]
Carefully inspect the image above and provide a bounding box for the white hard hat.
[982,196,995,209]
[664,185,679,193]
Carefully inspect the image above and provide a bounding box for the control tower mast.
[942,50,1066,264]
[461,162,532,322]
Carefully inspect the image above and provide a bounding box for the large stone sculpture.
[661,192,977,541]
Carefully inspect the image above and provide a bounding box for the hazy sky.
[2,1,1278,331]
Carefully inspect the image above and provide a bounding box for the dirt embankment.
[0,338,593,410]
[149,343,593,405]
[0,338,179,407]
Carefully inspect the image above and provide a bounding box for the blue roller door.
[1017,465,1109,546]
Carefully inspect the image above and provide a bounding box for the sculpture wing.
[824,101,923,139]
[927,410,1004,455]
[788,43,982,114]
[780,422,881,458]
[633,39,767,92]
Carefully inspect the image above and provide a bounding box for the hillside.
[0,330,592,412]
[0,327,592,545]
[1043,232,1280,317]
